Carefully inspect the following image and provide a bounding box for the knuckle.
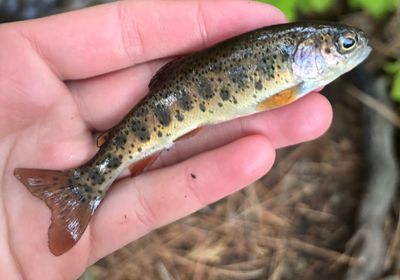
[116,1,144,62]
[134,188,158,231]
[196,1,208,48]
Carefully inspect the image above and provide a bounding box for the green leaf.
[391,72,400,102]
[384,62,400,75]
[348,0,399,19]
[258,0,298,21]
[298,0,334,14]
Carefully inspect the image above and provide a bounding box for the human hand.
[0,0,332,278]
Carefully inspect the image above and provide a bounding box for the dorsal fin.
[96,131,109,147]
[149,56,186,88]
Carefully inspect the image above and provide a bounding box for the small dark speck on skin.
[190,173,196,179]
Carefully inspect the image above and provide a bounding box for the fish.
[14,22,372,256]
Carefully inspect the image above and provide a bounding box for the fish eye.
[337,33,357,52]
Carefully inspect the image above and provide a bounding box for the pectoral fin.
[256,86,299,111]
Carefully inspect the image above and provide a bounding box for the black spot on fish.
[229,66,247,88]
[199,103,206,112]
[220,89,230,101]
[175,110,184,121]
[134,106,149,118]
[131,120,150,142]
[197,77,213,99]
[89,169,103,185]
[154,104,171,126]
[109,156,122,168]
[85,186,93,193]
[178,89,193,111]
[113,132,127,149]
[255,80,263,90]
[232,96,238,104]
[257,57,276,79]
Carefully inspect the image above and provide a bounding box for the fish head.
[292,23,372,93]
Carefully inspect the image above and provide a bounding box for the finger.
[68,59,167,130]
[87,134,275,262]
[11,0,286,80]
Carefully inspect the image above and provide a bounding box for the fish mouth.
[361,44,373,61]
[362,35,373,57]
[355,35,372,64]
[366,45,373,54]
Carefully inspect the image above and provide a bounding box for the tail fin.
[14,168,100,256]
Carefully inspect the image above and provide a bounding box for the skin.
[0,0,332,279]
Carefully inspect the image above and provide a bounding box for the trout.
[14,22,371,256]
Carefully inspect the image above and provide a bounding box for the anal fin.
[128,152,161,176]
[256,86,299,111]
[174,127,204,142]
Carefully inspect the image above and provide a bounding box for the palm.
[1,53,93,277]
[0,1,332,279]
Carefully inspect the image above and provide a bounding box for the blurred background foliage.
[260,0,400,20]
